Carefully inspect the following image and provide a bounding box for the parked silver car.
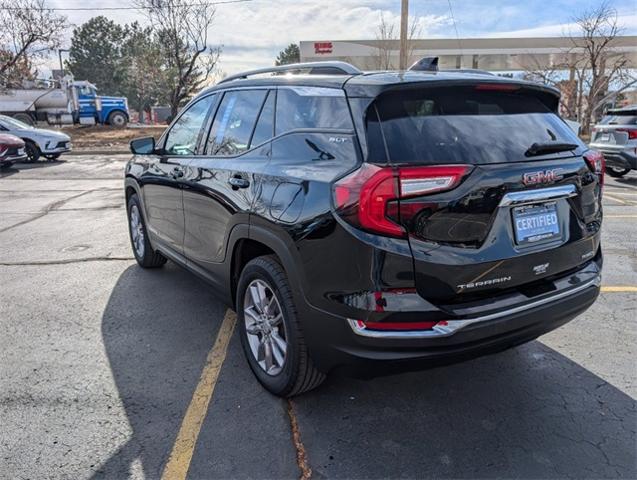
[589,105,637,178]
[0,114,72,162]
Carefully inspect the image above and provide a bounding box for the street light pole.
[399,0,409,70]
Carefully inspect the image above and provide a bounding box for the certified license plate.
[512,203,560,245]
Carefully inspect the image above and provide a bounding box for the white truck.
[0,77,129,127]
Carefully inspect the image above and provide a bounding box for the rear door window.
[370,86,581,165]
[207,90,267,156]
[276,87,353,134]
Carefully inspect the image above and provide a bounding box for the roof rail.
[218,61,363,84]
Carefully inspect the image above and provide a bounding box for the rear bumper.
[301,270,600,376]
[594,147,637,170]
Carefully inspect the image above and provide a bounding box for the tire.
[126,194,166,268]
[237,255,325,397]
[12,113,34,126]
[605,166,630,178]
[108,111,128,128]
[24,141,40,162]
[45,153,61,160]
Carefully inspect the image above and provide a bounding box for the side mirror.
[130,137,156,155]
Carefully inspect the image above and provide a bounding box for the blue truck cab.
[74,81,129,127]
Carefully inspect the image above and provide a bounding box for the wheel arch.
[228,225,307,311]
[124,177,148,222]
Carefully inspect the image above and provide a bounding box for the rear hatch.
[591,108,637,147]
[364,82,603,304]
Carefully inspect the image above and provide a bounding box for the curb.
[67,150,130,156]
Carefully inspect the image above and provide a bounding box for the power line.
[0,0,252,11]
[446,0,463,54]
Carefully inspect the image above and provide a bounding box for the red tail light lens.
[617,128,637,139]
[355,319,439,331]
[333,164,471,238]
[584,150,605,187]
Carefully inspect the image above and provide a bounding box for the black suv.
[125,61,603,396]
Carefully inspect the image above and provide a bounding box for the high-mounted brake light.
[474,83,520,92]
[333,164,471,238]
[584,150,605,187]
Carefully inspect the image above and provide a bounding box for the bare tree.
[370,13,422,70]
[135,0,221,116]
[373,13,396,70]
[0,0,68,87]
[573,2,631,134]
[521,2,633,135]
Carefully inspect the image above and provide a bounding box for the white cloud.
[486,12,637,38]
[212,2,449,74]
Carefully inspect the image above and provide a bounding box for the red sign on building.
[314,42,333,55]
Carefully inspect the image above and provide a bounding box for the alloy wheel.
[243,279,288,376]
[129,204,145,258]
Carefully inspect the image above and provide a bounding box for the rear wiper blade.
[525,142,578,157]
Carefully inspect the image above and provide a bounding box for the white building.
[300,37,637,72]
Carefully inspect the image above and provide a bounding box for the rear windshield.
[600,112,637,125]
[367,86,580,165]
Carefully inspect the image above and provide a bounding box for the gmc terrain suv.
[125,60,603,396]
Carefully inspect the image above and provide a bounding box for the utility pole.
[58,49,69,76]
[399,0,409,70]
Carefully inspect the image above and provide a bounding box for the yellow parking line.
[601,286,637,293]
[161,309,237,480]
[604,191,637,196]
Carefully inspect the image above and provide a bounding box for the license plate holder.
[512,202,560,245]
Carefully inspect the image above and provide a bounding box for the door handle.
[228,176,250,189]
[171,166,184,179]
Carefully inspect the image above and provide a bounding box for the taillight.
[333,164,471,238]
[617,128,637,139]
[584,150,605,187]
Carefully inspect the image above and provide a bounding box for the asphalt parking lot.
[1,155,636,479]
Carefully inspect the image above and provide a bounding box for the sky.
[46,0,637,76]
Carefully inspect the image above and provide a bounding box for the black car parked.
[125,60,603,396]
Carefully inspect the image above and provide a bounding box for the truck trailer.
[0,77,129,127]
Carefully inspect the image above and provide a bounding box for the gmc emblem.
[522,169,563,185]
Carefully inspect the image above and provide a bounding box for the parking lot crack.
[0,256,134,266]
[0,188,107,234]
[287,399,312,480]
